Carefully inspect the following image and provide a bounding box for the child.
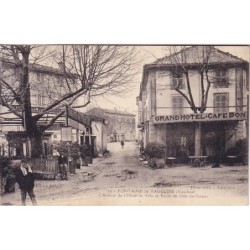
[15,158,37,206]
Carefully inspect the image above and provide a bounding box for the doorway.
[202,122,226,160]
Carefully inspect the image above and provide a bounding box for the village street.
[1,142,248,206]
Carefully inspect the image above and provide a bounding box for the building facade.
[85,108,136,142]
[66,107,107,155]
[136,96,144,142]
[0,59,107,157]
[137,46,249,162]
[0,58,67,156]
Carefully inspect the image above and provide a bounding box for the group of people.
[14,152,68,206]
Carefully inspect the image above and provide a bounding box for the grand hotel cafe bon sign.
[153,111,247,124]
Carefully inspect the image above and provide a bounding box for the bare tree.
[157,45,238,156]
[0,45,137,157]
[54,45,137,106]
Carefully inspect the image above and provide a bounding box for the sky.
[84,45,250,115]
[2,44,248,116]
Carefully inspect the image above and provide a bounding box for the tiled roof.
[67,107,105,126]
[139,46,249,100]
[153,46,248,65]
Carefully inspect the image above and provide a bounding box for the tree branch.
[41,110,65,131]
[33,88,88,121]
[0,95,23,118]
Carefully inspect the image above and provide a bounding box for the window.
[57,76,62,85]
[214,68,229,87]
[171,73,184,90]
[37,90,46,106]
[214,93,229,113]
[172,96,184,115]
[86,127,92,134]
[37,73,44,83]
[244,77,248,91]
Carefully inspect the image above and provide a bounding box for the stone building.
[137,46,249,162]
[85,108,136,142]
[0,58,107,157]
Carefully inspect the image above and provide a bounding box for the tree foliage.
[144,142,166,158]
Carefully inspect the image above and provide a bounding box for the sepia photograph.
[1,2,250,250]
[0,45,249,206]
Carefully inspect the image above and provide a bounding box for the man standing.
[58,152,68,180]
[15,158,37,206]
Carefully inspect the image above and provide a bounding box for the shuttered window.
[172,96,184,114]
[214,69,229,87]
[213,93,229,113]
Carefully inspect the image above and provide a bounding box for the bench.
[226,155,245,165]
[189,156,207,167]
[166,157,176,167]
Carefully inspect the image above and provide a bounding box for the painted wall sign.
[153,111,247,124]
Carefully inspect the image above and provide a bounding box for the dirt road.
[1,142,248,205]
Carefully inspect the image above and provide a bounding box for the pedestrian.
[15,157,37,206]
[58,152,68,180]
[121,140,125,149]
[212,151,221,168]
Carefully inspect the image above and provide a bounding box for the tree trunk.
[194,122,201,156]
[29,132,43,157]
[18,47,44,157]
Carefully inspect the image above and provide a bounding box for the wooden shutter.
[214,93,229,113]
[172,96,183,114]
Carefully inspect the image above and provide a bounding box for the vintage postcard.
[0,45,249,205]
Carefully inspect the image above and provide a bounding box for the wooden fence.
[7,157,77,180]
[29,157,59,176]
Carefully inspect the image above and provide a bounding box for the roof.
[139,46,249,100]
[85,108,136,117]
[67,107,105,127]
[1,57,65,76]
[154,46,248,65]
[67,107,92,127]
